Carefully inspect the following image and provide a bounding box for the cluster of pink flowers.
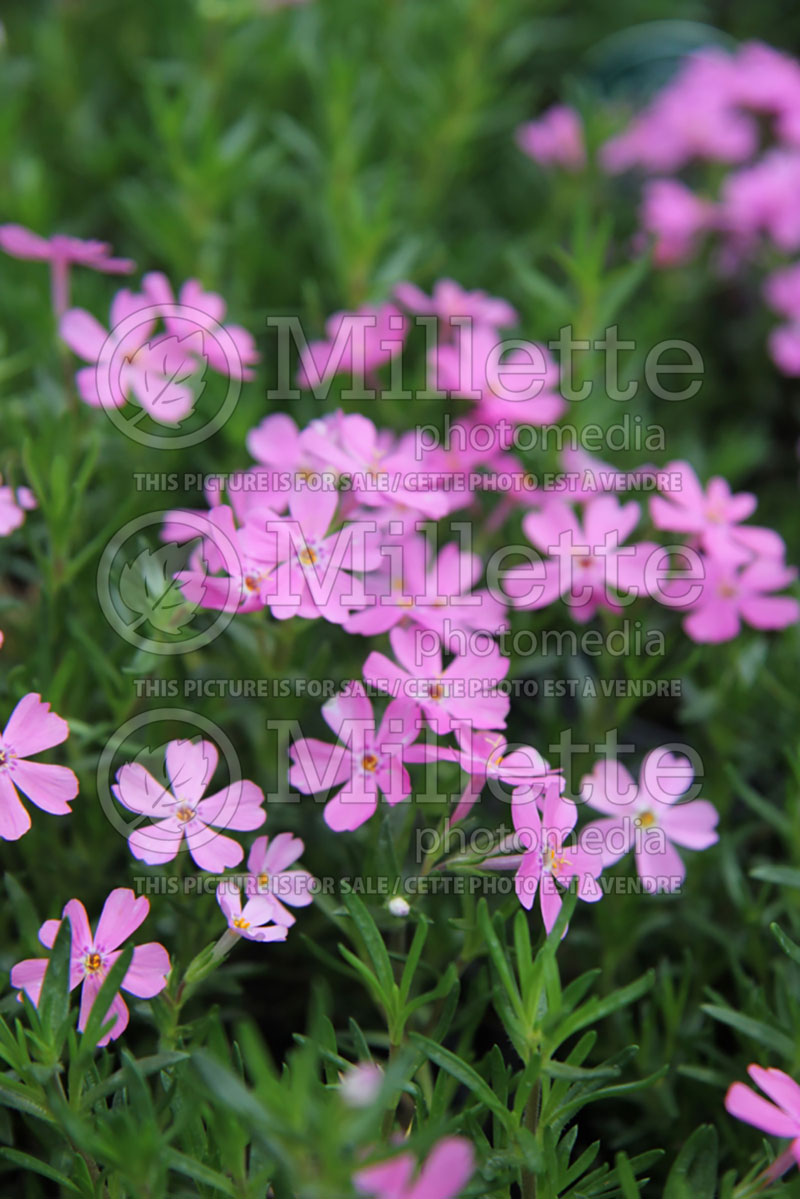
[598,42,800,373]
[502,457,798,642]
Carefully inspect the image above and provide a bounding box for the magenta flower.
[0,476,36,537]
[394,278,517,332]
[431,324,565,430]
[726,1065,800,1176]
[506,787,602,934]
[297,304,407,389]
[344,535,506,645]
[580,749,718,893]
[408,727,558,824]
[504,496,657,622]
[0,224,133,318]
[11,888,170,1046]
[113,738,266,871]
[640,179,714,266]
[662,553,800,642]
[0,693,78,842]
[245,833,315,925]
[354,1136,475,1199]
[516,105,586,171]
[60,291,198,424]
[253,487,378,624]
[141,272,259,381]
[650,460,785,564]
[216,885,289,944]
[288,685,420,831]
[363,627,510,734]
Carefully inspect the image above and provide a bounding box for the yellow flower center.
[176,803,195,823]
[428,682,445,701]
[298,546,318,566]
[257,872,270,890]
[362,753,379,772]
[233,917,250,930]
[85,952,102,973]
[636,810,657,829]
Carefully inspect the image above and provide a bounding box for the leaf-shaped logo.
[118,543,202,635]
[132,331,206,424]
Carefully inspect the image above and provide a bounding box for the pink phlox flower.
[363,627,510,734]
[344,535,506,645]
[659,552,799,642]
[0,476,36,537]
[394,277,517,332]
[354,1136,475,1199]
[142,271,258,381]
[244,832,315,925]
[725,1065,800,1173]
[431,324,565,429]
[216,885,288,944]
[10,888,169,1046]
[508,786,603,934]
[580,748,719,892]
[640,179,715,265]
[250,486,380,623]
[650,459,785,564]
[113,738,266,871]
[503,495,657,621]
[516,105,586,171]
[298,304,408,388]
[288,684,421,831]
[60,289,198,424]
[0,693,78,841]
[0,224,133,317]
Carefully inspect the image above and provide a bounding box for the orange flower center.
[233,917,250,930]
[362,753,379,772]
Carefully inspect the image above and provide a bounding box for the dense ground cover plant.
[1,1,800,1196]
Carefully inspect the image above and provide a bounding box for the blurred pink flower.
[354,1137,475,1199]
[288,684,420,831]
[0,224,133,317]
[0,693,78,841]
[298,304,407,388]
[11,888,169,1046]
[142,272,259,381]
[516,105,585,171]
[641,179,715,265]
[394,278,517,331]
[580,748,718,893]
[504,496,657,621]
[431,324,565,429]
[662,554,799,642]
[0,476,36,537]
[650,460,785,563]
[113,738,265,870]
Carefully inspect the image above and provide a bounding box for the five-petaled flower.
[113,738,266,870]
[11,888,170,1046]
[216,885,289,944]
[0,693,78,841]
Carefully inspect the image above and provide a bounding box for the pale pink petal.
[354,1152,416,1196]
[122,942,171,998]
[94,889,149,953]
[0,773,31,840]
[11,760,77,814]
[635,836,686,894]
[261,831,305,874]
[3,693,70,757]
[62,899,93,955]
[112,763,174,816]
[10,958,49,1005]
[322,687,375,741]
[196,781,266,831]
[726,1081,800,1138]
[659,800,719,849]
[0,225,53,260]
[165,739,217,803]
[408,1137,475,1199]
[288,738,351,793]
[324,777,379,832]
[128,817,185,864]
[59,309,108,362]
[185,822,244,871]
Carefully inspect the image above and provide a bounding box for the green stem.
[521,1079,541,1199]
